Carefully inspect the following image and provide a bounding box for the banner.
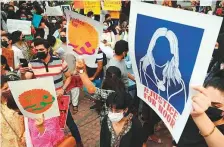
[84,1,101,15]
[32,14,42,28]
[65,10,103,68]
[58,95,70,129]
[8,77,60,119]
[129,2,222,142]
[103,0,121,11]
[45,6,63,16]
[7,19,31,35]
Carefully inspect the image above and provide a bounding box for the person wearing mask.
[59,29,81,113]
[87,11,94,19]
[1,33,24,69]
[11,31,30,61]
[47,35,64,58]
[1,75,26,147]
[102,21,116,50]
[39,19,49,39]
[100,91,146,147]
[107,40,135,89]
[53,19,67,39]
[76,58,126,122]
[176,71,224,147]
[19,39,83,147]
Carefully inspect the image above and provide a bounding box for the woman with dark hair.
[1,55,20,80]
[1,75,25,147]
[100,91,146,147]
[76,59,127,122]
[11,30,30,61]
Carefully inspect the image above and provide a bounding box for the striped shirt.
[29,56,69,90]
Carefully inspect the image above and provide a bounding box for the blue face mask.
[103,25,108,31]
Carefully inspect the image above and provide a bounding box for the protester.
[107,40,135,89]
[19,38,83,146]
[53,19,67,39]
[87,11,94,19]
[177,71,224,147]
[100,91,146,147]
[1,76,25,147]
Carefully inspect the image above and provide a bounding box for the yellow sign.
[84,1,101,15]
[103,0,121,11]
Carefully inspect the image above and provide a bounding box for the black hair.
[34,38,50,49]
[2,33,12,41]
[34,28,45,38]
[47,35,56,47]
[11,31,22,44]
[1,55,11,71]
[61,28,67,33]
[105,14,111,20]
[7,10,16,19]
[2,90,20,111]
[102,66,126,92]
[204,70,224,92]
[106,91,132,110]
[87,11,94,17]
[1,75,8,88]
[114,40,129,55]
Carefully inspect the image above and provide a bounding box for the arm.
[63,71,72,90]
[128,73,135,81]
[90,60,103,81]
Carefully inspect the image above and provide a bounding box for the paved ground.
[67,90,172,147]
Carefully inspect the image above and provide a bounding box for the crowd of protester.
[1,0,224,147]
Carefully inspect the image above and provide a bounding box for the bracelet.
[200,125,216,137]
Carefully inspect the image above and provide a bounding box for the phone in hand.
[20,58,28,67]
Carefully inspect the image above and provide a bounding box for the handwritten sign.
[7,19,31,35]
[129,2,222,142]
[58,95,70,129]
[2,49,14,69]
[32,14,42,28]
[45,6,63,16]
[103,0,121,11]
[8,77,59,119]
[84,1,101,15]
[66,10,103,68]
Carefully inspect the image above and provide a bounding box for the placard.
[129,2,222,142]
[84,1,101,15]
[103,0,121,11]
[8,77,60,119]
[66,10,104,68]
[74,0,84,9]
[61,5,71,14]
[45,6,63,16]
[7,19,31,35]
[32,14,42,28]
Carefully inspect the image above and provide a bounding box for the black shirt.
[100,116,145,147]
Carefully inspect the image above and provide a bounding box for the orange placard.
[2,49,14,69]
[74,0,84,9]
[68,18,99,55]
[19,89,55,114]
[109,11,120,19]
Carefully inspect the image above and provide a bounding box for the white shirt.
[12,45,25,68]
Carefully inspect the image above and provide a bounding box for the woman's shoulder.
[131,116,143,129]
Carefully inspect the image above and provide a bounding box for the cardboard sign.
[74,0,84,9]
[66,10,104,68]
[129,2,222,142]
[58,95,70,129]
[7,19,31,35]
[61,5,71,14]
[1,49,14,69]
[32,14,42,28]
[109,11,120,19]
[8,77,60,119]
[84,1,101,15]
[103,0,121,11]
[45,6,63,16]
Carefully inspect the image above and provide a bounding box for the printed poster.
[65,10,103,68]
[8,77,60,119]
[58,95,70,129]
[103,0,121,11]
[84,1,101,15]
[129,2,222,142]
[7,19,31,35]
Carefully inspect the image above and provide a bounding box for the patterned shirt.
[29,56,69,90]
[91,88,114,122]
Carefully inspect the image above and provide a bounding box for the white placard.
[45,6,63,16]
[8,77,60,119]
[129,2,222,142]
[7,19,31,35]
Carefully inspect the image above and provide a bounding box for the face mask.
[103,25,108,31]
[52,19,56,23]
[31,9,36,14]
[108,111,124,122]
[206,107,223,121]
[20,17,27,20]
[37,51,48,60]
[1,41,9,48]
[60,37,67,43]
[92,16,95,20]
[21,36,25,41]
